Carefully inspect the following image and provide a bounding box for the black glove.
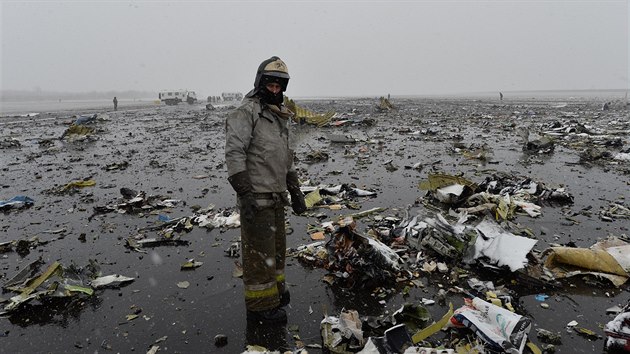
[238,192,258,221]
[229,171,258,221]
[286,171,307,215]
[228,171,252,195]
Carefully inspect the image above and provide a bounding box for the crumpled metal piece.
[321,309,364,352]
[542,236,630,287]
[284,96,335,127]
[324,219,402,288]
[417,213,471,259]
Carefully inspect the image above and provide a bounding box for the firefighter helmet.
[254,56,290,91]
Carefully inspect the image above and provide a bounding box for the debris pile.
[605,299,630,352]
[1,96,628,353]
[376,97,395,112]
[290,165,626,352]
[60,113,103,141]
[90,187,180,218]
[1,258,133,316]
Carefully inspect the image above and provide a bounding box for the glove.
[286,171,307,215]
[238,192,258,222]
[228,171,252,195]
[229,171,258,221]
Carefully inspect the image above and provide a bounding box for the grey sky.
[1,1,628,98]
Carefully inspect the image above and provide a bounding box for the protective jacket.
[225,97,295,194]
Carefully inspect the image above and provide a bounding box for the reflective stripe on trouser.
[241,203,286,311]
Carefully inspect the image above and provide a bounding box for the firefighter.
[225,56,306,324]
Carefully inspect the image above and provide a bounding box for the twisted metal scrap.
[284,97,335,127]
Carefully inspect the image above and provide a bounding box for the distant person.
[113,97,118,111]
[225,56,306,324]
[499,92,503,101]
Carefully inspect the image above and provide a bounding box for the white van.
[158,90,198,105]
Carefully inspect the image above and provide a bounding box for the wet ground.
[0,96,629,353]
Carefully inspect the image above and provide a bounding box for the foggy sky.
[1,1,628,98]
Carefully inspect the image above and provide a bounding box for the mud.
[0,96,628,353]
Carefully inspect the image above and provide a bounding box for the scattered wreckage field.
[0,96,629,354]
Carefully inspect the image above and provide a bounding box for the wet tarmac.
[0,96,628,353]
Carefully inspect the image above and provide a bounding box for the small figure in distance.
[113,96,118,111]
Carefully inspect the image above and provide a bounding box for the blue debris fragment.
[74,114,97,125]
[0,196,35,210]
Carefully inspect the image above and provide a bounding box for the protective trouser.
[240,196,287,311]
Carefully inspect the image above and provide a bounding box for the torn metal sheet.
[284,97,335,127]
[181,259,203,270]
[467,219,538,272]
[416,213,471,259]
[542,236,630,286]
[3,262,63,313]
[1,260,117,315]
[90,274,135,288]
[348,187,377,197]
[418,173,478,192]
[2,258,45,291]
[359,324,413,354]
[435,184,467,204]
[304,189,323,209]
[126,236,189,252]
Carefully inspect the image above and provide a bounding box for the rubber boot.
[246,307,287,324]
[280,290,290,307]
